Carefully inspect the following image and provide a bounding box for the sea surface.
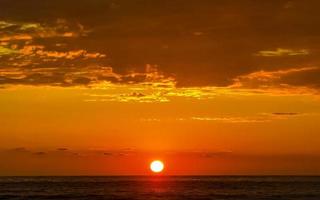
[0,176,319,200]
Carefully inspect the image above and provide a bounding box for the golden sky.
[0,0,320,175]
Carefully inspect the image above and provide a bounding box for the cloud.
[83,67,224,103]
[0,34,33,42]
[260,112,310,121]
[230,67,320,94]
[272,112,299,116]
[0,46,18,56]
[232,67,318,84]
[139,118,161,122]
[7,147,29,153]
[84,83,219,103]
[0,19,87,42]
[200,151,233,158]
[86,92,170,103]
[33,151,46,156]
[255,48,310,57]
[103,152,129,157]
[2,43,106,65]
[0,2,320,96]
[57,148,68,151]
[100,149,234,158]
[18,45,106,60]
[191,116,270,123]
[0,21,15,29]
[153,150,234,158]
[189,113,301,123]
[1,147,234,159]
[93,148,137,157]
[139,112,304,123]
[0,19,110,88]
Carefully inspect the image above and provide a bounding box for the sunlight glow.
[150,160,164,173]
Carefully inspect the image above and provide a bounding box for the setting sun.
[150,160,164,173]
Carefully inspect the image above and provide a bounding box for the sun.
[150,160,164,173]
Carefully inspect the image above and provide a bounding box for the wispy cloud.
[82,65,229,103]
[232,67,318,84]
[0,19,87,42]
[6,147,30,153]
[86,92,170,103]
[18,45,106,60]
[255,48,309,57]
[57,148,68,151]
[190,116,270,123]
[140,112,305,123]
[33,151,47,156]
[189,113,302,123]
[1,147,233,159]
[272,112,299,116]
[230,66,320,95]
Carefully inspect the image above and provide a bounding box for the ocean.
[0,176,319,200]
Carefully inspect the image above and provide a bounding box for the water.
[0,176,319,200]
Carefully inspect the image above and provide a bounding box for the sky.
[0,0,320,175]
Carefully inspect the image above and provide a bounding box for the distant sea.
[0,176,319,200]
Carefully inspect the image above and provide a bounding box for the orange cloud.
[0,19,87,42]
[19,45,106,60]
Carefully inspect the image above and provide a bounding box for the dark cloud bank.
[0,0,320,90]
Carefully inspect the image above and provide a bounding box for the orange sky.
[0,0,320,175]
